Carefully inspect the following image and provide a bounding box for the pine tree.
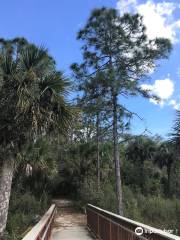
[72,8,172,215]
[75,73,111,189]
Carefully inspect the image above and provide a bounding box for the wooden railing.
[87,204,180,240]
[22,204,56,240]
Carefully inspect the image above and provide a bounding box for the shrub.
[6,191,50,239]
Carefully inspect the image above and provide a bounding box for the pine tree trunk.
[96,113,100,190]
[112,93,123,216]
[0,158,14,239]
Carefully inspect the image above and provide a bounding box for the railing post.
[109,220,111,240]
[98,214,99,238]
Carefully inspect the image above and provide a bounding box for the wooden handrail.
[87,204,180,240]
[22,204,56,240]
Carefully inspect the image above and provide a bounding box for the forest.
[0,7,179,240]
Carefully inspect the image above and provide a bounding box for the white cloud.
[168,99,180,110]
[150,98,165,107]
[169,99,176,105]
[149,98,164,107]
[116,0,137,15]
[141,79,180,110]
[141,78,175,106]
[116,0,180,43]
[149,98,158,105]
[141,78,174,99]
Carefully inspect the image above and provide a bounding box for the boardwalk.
[51,199,94,240]
[22,200,180,240]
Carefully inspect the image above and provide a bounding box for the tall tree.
[75,73,110,189]
[171,110,180,146]
[72,8,172,215]
[162,110,180,195]
[0,38,72,238]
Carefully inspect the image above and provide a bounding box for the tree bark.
[112,93,123,216]
[96,113,100,190]
[0,157,14,239]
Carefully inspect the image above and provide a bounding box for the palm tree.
[126,136,157,164]
[154,142,175,195]
[17,137,59,196]
[0,38,73,238]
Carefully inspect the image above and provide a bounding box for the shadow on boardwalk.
[51,199,95,240]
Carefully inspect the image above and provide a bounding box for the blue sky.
[1,0,180,137]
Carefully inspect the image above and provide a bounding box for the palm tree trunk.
[96,113,100,190]
[0,157,14,238]
[112,92,123,216]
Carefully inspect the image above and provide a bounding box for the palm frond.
[0,38,73,149]
[40,71,70,96]
[0,53,16,75]
[19,44,48,70]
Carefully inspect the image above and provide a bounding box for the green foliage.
[171,110,180,146]
[98,183,117,213]
[140,196,180,233]
[1,7,179,238]
[6,190,50,239]
[123,186,142,221]
[5,120,180,238]
[72,7,172,107]
[72,7,172,215]
[55,134,180,234]
[78,179,103,205]
[0,38,73,157]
